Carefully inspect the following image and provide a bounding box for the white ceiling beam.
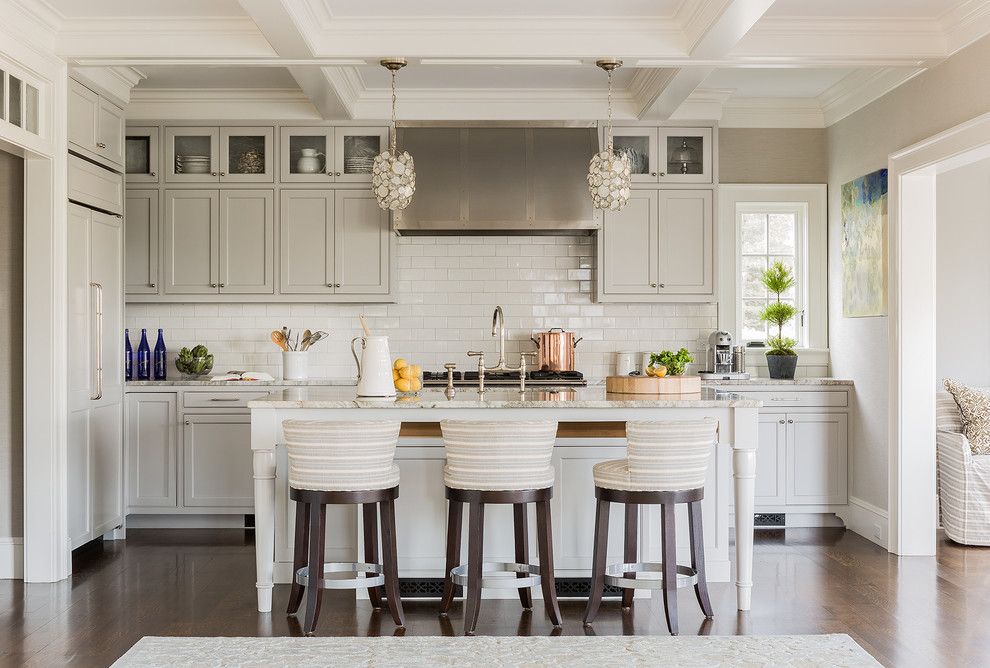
[236,0,354,119]
[643,0,777,120]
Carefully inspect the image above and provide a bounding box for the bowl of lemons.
[392,358,423,395]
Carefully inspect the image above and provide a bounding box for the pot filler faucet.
[467,305,534,392]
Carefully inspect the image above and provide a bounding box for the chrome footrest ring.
[295,562,385,590]
[603,562,698,590]
[450,561,542,589]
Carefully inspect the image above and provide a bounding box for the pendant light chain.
[606,69,614,153]
[390,68,398,154]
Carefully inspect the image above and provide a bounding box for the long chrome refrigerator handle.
[90,282,103,400]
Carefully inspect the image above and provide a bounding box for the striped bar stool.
[583,418,718,635]
[283,420,404,635]
[438,420,562,636]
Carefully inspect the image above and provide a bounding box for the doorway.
[888,111,990,555]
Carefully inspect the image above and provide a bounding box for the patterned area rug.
[112,634,881,667]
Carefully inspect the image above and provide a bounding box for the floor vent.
[754,513,785,527]
[397,578,622,598]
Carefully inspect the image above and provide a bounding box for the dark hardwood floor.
[1,527,988,667]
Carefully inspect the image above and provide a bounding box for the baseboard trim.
[0,537,24,579]
[836,497,889,549]
[126,514,252,529]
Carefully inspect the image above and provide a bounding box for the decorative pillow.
[943,379,990,455]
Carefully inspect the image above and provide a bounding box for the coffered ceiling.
[21,0,990,126]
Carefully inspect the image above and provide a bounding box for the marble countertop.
[700,378,852,386]
[247,386,761,409]
[126,378,358,387]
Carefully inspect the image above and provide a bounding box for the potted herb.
[760,261,799,379]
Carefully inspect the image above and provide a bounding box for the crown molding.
[126,88,319,120]
[321,65,363,118]
[818,67,926,127]
[719,97,825,128]
[2,0,59,55]
[678,0,733,52]
[70,65,146,105]
[940,0,990,54]
[669,87,734,121]
[629,68,679,118]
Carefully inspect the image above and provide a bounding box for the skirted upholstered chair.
[936,391,990,545]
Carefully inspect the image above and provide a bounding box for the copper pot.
[530,328,583,372]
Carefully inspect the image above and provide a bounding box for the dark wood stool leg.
[513,503,533,610]
[362,502,384,610]
[287,500,310,615]
[621,502,638,609]
[583,497,610,626]
[303,503,327,636]
[439,499,463,615]
[688,500,714,618]
[379,497,405,627]
[536,499,562,627]
[464,501,485,635]
[660,502,679,636]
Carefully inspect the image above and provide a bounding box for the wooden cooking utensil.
[271,330,289,351]
[358,314,372,338]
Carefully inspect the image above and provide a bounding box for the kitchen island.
[249,387,761,614]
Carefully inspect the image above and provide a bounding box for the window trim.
[717,184,828,350]
[735,201,809,346]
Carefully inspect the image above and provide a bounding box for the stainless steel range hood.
[393,123,601,235]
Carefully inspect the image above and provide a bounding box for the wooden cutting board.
[605,375,702,395]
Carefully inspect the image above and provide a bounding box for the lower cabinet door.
[756,413,787,506]
[183,414,254,508]
[127,392,178,508]
[786,413,848,505]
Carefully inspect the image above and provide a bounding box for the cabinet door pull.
[210,283,218,288]
[659,172,666,177]
[211,171,218,177]
[208,397,240,402]
[650,283,657,288]
[659,283,665,288]
[185,420,191,425]
[150,282,156,288]
[219,283,226,288]
[787,419,794,424]
[778,419,785,424]
[96,142,107,149]
[150,171,157,177]
[90,282,103,400]
[336,171,342,176]
[651,171,657,176]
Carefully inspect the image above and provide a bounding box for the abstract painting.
[841,168,888,317]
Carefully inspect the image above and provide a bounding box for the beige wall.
[827,34,990,511]
[0,150,23,539]
[719,128,827,183]
[936,158,990,387]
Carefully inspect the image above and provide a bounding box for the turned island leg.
[252,411,279,614]
[731,407,759,612]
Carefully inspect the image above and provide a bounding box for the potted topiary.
[760,261,799,379]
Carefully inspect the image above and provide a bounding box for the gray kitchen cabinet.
[164,126,220,183]
[600,190,657,295]
[126,393,177,508]
[68,78,125,170]
[219,190,274,294]
[598,188,713,301]
[220,126,274,183]
[182,414,254,508]
[280,190,333,294]
[163,189,219,294]
[657,189,713,295]
[125,126,160,183]
[333,126,388,183]
[280,127,333,183]
[164,189,274,295]
[280,189,389,295]
[786,413,848,506]
[756,413,788,506]
[334,189,389,294]
[124,189,159,294]
[605,126,713,185]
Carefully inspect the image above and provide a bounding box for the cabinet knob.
[336,283,341,288]
[150,282,156,288]
[659,283,665,288]
[651,171,657,176]
[220,171,226,176]
[150,171,157,177]
[336,171,342,176]
[185,420,190,426]
[327,283,333,288]
[219,283,226,288]
[326,170,333,176]
[787,419,794,424]
[210,283,218,288]
[96,142,107,149]
[211,171,218,176]
[779,419,785,424]
[650,283,657,288]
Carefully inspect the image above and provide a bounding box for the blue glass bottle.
[137,328,151,380]
[153,328,167,381]
[124,329,133,381]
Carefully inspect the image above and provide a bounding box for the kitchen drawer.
[182,390,272,409]
[735,391,847,408]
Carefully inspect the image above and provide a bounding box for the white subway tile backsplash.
[126,235,719,378]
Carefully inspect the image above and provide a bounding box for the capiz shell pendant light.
[372,58,416,211]
[587,58,631,211]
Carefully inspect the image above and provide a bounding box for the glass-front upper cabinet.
[658,127,712,184]
[334,127,388,183]
[609,127,658,183]
[221,126,274,183]
[280,127,333,183]
[125,126,160,183]
[165,126,219,183]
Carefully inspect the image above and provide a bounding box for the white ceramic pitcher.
[351,335,396,397]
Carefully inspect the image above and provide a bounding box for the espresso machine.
[698,331,750,380]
